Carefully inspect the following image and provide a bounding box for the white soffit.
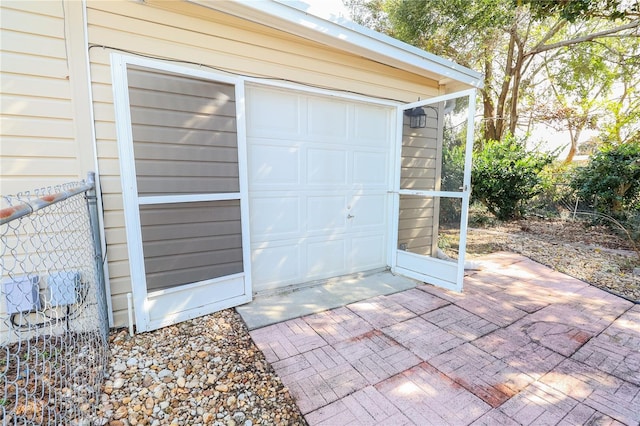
[186,0,484,89]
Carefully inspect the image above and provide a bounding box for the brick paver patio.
[250,252,640,425]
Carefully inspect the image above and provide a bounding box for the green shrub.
[527,163,576,218]
[440,141,466,224]
[468,202,498,227]
[471,135,555,220]
[570,141,640,214]
[624,210,640,243]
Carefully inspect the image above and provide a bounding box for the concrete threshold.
[236,269,420,330]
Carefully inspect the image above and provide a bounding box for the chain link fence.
[1,173,109,425]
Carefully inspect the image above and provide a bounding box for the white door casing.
[391,89,477,291]
[112,54,252,332]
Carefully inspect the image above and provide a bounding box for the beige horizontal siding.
[0,138,78,158]
[2,73,73,99]
[1,52,70,79]
[1,6,64,36]
[88,1,439,101]
[0,2,82,195]
[1,29,68,58]
[1,1,62,17]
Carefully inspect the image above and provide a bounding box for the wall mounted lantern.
[405,105,439,129]
[408,107,427,128]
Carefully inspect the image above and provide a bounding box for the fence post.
[86,171,109,341]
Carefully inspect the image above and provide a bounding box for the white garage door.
[246,86,393,293]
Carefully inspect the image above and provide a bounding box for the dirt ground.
[443,218,640,302]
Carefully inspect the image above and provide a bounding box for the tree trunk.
[508,61,523,136]
[495,29,517,142]
[482,54,497,143]
[563,143,578,164]
[508,31,526,136]
[563,127,581,164]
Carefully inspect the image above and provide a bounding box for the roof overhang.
[186,0,484,90]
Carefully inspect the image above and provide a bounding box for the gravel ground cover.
[97,310,306,425]
[98,218,639,425]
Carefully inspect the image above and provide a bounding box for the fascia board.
[186,0,484,89]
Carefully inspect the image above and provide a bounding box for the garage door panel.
[249,144,300,185]
[246,87,301,137]
[250,196,300,238]
[308,98,348,140]
[251,243,300,289]
[307,195,347,232]
[307,148,347,184]
[350,194,386,228]
[354,104,390,146]
[307,239,346,278]
[351,235,386,269]
[353,151,387,186]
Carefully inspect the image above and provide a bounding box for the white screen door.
[112,55,252,332]
[392,89,476,291]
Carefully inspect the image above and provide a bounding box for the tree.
[529,27,640,162]
[530,32,613,163]
[345,0,640,145]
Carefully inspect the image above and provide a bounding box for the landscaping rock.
[96,310,307,425]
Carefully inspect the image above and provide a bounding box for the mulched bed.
[461,218,640,302]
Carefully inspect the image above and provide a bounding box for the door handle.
[347,214,355,219]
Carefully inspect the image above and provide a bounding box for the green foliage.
[570,141,640,214]
[597,37,640,146]
[471,135,555,220]
[439,98,470,224]
[381,0,514,67]
[527,163,576,217]
[623,211,640,243]
[517,0,639,22]
[439,138,466,224]
[468,203,498,227]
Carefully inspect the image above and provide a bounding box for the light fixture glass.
[409,107,427,128]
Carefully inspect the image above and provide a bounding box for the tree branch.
[526,19,640,57]
[529,19,567,54]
